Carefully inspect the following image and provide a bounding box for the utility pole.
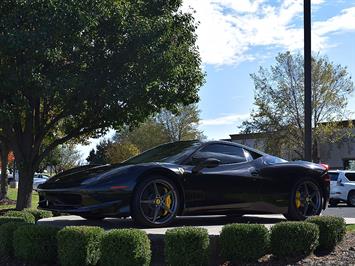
[304,0,312,161]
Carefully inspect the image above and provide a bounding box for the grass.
[347,225,355,232]
[0,188,39,211]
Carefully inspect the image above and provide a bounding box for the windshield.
[124,140,201,164]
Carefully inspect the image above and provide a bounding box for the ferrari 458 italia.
[38,140,330,227]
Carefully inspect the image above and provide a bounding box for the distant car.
[38,140,330,227]
[329,170,355,207]
[33,174,50,190]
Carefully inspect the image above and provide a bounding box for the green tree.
[241,52,354,161]
[0,0,203,209]
[40,144,81,174]
[106,142,140,164]
[117,104,205,152]
[86,140,113,165]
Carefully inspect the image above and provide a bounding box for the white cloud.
[200,113,249,126]
[182,0,355,66]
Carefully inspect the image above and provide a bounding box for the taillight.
[320,163,329,170]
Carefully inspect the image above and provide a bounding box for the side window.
[345,173,355,182]
[194,144,247,164]
[329,173,339,181]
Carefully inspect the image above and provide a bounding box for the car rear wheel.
[131,176,179,227]
[284,177,323,221]
[347,191,355,207]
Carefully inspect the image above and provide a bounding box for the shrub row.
[0,216,347,265]
[2,209,53,223]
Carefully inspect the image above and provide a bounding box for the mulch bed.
[0,198,16,206]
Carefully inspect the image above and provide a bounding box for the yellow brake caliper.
[295,191,301,208]
[163,188,172,216]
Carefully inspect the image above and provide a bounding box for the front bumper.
[37,187,131,217]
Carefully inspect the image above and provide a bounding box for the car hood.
[41,163,131,187]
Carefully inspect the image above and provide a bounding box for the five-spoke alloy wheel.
[285,177,323,220]
[132,176,179,227]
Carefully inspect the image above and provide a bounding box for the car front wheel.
[131,176,180,228]
[284,177,323,221]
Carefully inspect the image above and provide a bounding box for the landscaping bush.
[307,216,346,251]
[270,222,319,258]
[25,209,53,222]
[4,211,35,224]
[165,227,210,266]
[0,216,27,225]
[13,224,60,264]
[220,223,269,263]
[58,226,104,266]
[0,222,27,257]
[100,229,151,266]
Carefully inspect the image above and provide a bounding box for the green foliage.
[307,216,346,251]
[24,209,53,222]
[270,222,319,258]
[165,227,209,266]
[100,229,151,266]
[0,0,203,209]
[13,224,59,264]
[0,216,27,225]
[106,142,140,164]
[57,226,104,266]
[220,224,269,262]
[241,52,354,160]
[4,211,35,224]
[86,140,113,165]
[40,144,81,174]
[115,103,205,153]
[0,222,26,256]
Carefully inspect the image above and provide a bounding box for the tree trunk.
[16,163,34,210]
[0,143,9,200]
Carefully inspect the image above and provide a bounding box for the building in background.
[229,121,355,170]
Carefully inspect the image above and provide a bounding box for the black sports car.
[38,140,330,227]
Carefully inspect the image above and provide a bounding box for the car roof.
[196,140,267,157]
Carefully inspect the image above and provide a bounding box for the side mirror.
[192,158,220,174]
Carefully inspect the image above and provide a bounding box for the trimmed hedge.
[25,209,53,222]
[271,222,319,258]
[220,224,269,262]
[0,216,27,225]
[100,229,151,266]
[57,226,104,266]
[4,211,35,224]
[0,222,27,257]
[13,224,60,264]
[165,227,210,266]
[307,216,346,251]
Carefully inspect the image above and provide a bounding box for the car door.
[182,143,261,213]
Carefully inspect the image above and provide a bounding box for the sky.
[78,0,355,160]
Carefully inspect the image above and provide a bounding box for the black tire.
[329,199,339,207]
[347,191,355,207]
[284,177,323,221]
[131,175,180,228]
